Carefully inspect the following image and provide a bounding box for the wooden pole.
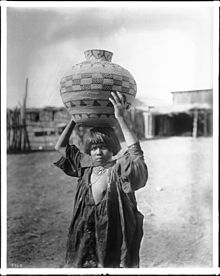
[7,111,10,150]
[143,112,149,139]
[18,110,22,151]
[16,108,19,150]
[193,109,198,138]
[22,78,31,151]
[13,107,17,150]
[203,111,208,136]
[149,113,153,137]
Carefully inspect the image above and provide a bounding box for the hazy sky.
[6,4,214,108]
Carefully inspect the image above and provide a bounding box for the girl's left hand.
[109,91,130,120]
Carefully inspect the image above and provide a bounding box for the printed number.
[10,263,23,268]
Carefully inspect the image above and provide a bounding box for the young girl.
[54,91,148,268]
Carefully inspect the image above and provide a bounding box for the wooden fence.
[7,108,31,153]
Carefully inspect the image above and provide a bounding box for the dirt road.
[7,137,213,268]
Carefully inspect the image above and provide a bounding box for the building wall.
[140,89,213,139]
[25,108,71,150]
[172,89,213,105]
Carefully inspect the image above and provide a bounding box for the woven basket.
[60,49,137,127]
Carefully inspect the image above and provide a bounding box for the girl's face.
[90,143,113,166]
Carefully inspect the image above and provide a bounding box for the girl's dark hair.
[84,127,121,156]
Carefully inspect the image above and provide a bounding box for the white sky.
[6,3,214,108]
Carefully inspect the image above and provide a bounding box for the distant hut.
[170,89,212,137]
[135,89,213,138]
[25,107,71,150]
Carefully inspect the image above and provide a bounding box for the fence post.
[193,109,198,138]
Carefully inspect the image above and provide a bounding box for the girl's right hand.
[109,91,130,120]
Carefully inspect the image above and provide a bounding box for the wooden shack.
[7,106,72,152]
[135,89,213,138]
[25,107,71,150]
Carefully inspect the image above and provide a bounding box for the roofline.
[171,89,213,94]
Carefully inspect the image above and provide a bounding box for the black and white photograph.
[1,1,219,274]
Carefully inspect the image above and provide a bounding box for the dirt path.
[7,137,213,268]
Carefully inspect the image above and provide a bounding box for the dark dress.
[54,142,148,268]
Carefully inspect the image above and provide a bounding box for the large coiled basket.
[60,49,137,127]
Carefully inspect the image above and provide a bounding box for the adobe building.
[136,89,213,138]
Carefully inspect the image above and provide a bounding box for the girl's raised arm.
[109,92,138,147]
[109,92,148,192]
[55,119,76,157]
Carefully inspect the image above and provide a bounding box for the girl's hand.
[71,116,76,123]
[109,92,130,120]
[109,92,138,146]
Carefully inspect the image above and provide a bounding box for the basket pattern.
[60,50,137,126]
[60,71,136,95]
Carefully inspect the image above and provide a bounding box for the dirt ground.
[7,137,213,268]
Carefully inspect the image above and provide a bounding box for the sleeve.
[114,142,148,193]
[53,143,92,177]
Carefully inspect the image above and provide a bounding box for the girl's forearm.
[55,119,76,151]
[117,117,138,147]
